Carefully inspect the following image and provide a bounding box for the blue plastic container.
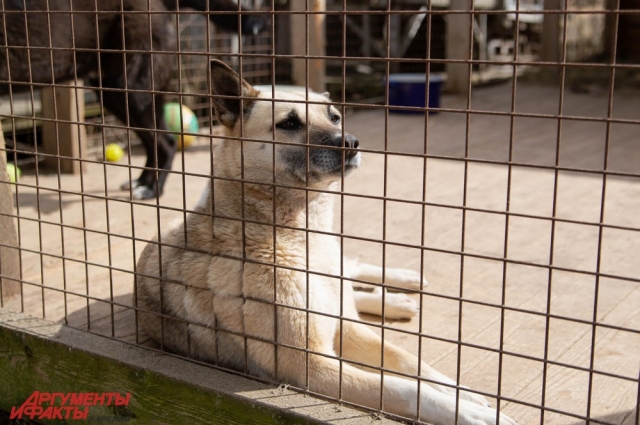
[387,73,444,114]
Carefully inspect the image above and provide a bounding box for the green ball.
[164,103,200,150]
[6,162,21,183]
[105,143,124,162]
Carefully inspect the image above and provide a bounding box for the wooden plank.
[290,0,326,93]
[0,130,20,302]
[41,80,87,174]
[0,308,398,425]
[506,284,640,425]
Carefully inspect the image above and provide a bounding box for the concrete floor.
[3,81,639,425]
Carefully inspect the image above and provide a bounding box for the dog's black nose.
[343,134,359,160]
[323,134,360,150]
[344,134,359,150]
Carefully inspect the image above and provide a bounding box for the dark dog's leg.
[102,87,176,200]
[100,13,178,201]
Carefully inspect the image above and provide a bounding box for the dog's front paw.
[120,179,141,191]
[384,267,428,291]
[120,180,157,200]
[130,185,157,200]
[381,291,419,319]
[353,287,418,320]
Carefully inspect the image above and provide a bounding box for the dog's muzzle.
[307,133,361,176]
[320,133,360,160]
[283,133,361,182]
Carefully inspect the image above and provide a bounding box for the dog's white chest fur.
[206,180,354,354]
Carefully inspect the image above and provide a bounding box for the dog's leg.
[236,274,505,423]
[306,353,515,425]
[338,321,494,409]
[254,321,507,425]
[346,259,427,291]
[352,287,418,319]
[347,259,425,319]
[100,14,177,200]
[102,88,176,200]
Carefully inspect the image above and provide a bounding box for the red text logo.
[10,391,131,421]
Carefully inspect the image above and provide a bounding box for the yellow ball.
[6,162,21,183]
[105,143,124,162]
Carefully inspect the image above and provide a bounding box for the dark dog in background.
[0,0,266,199]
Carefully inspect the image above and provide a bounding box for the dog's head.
[209,60,360,186]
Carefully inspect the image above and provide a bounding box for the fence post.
[542,0,562,65]
[290,0,326,93]
[446,0,472,95]
[41,80,87,174]
[0,129,20,302]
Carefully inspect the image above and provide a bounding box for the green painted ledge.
[0,308,398,425]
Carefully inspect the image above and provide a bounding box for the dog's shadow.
[60,293,150,346]
[15,188,116,214]
[357,312,412,324]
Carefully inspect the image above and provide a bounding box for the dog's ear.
[210,60,259,128]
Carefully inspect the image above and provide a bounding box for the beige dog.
[135,60,517,425]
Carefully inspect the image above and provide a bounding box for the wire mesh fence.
[0,1,639,424]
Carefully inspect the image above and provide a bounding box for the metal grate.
[0,1,639,424]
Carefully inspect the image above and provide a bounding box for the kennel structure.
[1,1,639,424]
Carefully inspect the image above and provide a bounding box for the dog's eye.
[330,114,340,124]
[276,118,302,131]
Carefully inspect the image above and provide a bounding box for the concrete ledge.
[0,308,398,425]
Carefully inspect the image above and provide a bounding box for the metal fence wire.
[0,1,639,424]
